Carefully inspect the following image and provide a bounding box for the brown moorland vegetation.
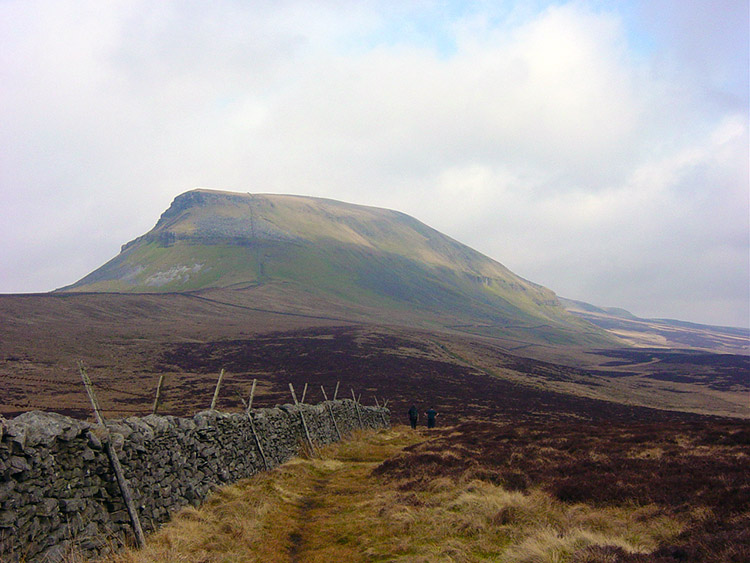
[2,293,747,422]
[375,419,750,562]
[4,320,746,423]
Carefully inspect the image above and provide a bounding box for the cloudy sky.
[1,0,748,328]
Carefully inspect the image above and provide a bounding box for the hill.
[60,189,614,348]
[561,297,749,353]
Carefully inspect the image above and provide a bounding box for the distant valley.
[562,297,749,353]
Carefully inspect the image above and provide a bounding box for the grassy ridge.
[90,422,750,563]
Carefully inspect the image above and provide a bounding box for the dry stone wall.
[0,400,389,562]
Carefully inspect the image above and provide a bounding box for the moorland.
[1,291,747,422]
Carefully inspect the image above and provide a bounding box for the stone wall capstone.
[0,399,389,562]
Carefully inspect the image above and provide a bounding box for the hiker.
[425,407,438,429]
[408,405,419,429]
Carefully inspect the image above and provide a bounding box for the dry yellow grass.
[98,426,685,562]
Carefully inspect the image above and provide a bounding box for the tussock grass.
[364,478,679,561]
[98,425,693,562]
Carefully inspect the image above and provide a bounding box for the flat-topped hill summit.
[60,188,611,346]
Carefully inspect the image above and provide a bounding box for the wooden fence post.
[374,396,388,426]
[79,362,146,548]
[248,413,270,471]
[210,369,225,411]
[151,374,165,415]
[289,383,314,453]
[351,388,364,429]
[248,379,257,410]
[238,386,270,471]
[321,385,341,440]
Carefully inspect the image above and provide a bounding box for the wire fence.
[3,372,163,417]
[1,369,375,421]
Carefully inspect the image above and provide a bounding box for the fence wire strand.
[3,373,152,399]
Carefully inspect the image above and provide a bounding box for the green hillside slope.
[61,189,614,345]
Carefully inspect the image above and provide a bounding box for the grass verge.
[95,425,708,562]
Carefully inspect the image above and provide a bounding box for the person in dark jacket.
[408,405,419,429]
[426,407,438,429]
